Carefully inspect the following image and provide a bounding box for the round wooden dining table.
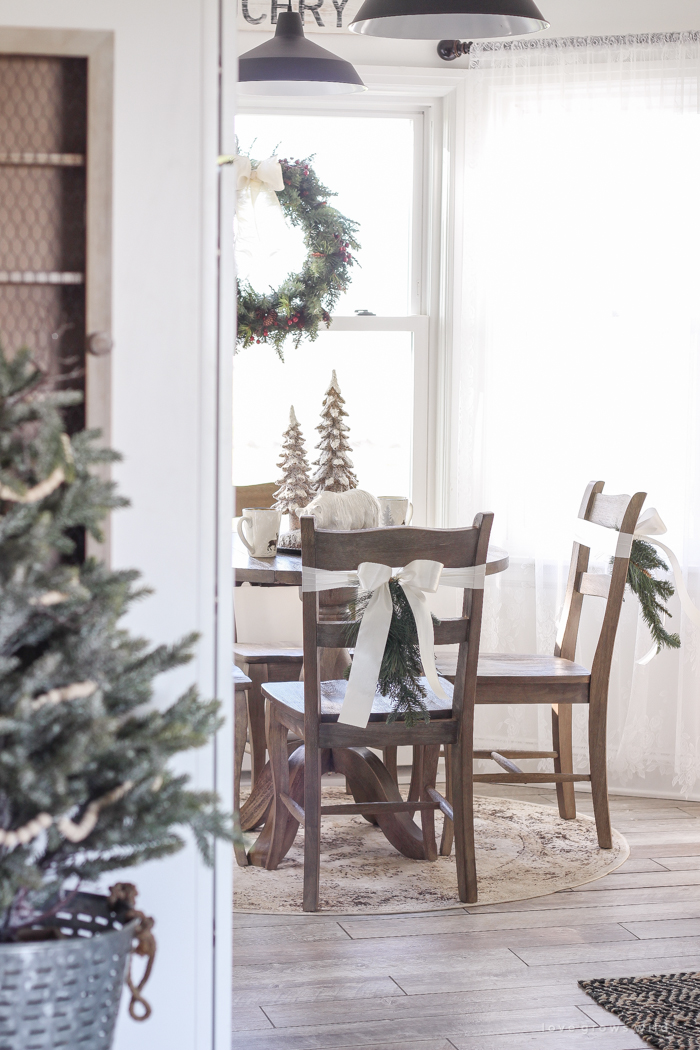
[234,543,509,587]
[234,542,510,867]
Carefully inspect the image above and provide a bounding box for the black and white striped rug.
[580,972,700,1050]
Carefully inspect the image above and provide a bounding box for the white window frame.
[237,74,459,525]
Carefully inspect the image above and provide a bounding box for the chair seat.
[480,653,590,683]
[433,652,591,705]
[233,642,304,664]
[263,676,455,723]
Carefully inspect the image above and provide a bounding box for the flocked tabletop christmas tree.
[273,406,314,530]
[311,370,358,493]
[0,347,229,937]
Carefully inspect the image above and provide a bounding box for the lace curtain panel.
[448,33,700,798]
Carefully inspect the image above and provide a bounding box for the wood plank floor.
[233,782,700,1049]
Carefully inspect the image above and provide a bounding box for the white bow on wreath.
[232,155,284,203]
[231,155,294,290]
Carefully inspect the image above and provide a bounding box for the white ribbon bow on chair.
[302,559,486,728]
[342,560,446,728]
[573,508,700,664]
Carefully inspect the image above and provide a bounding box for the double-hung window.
[233,104,430,522]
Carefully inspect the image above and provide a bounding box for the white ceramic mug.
[377,496,413,527]
[237,507,281,558]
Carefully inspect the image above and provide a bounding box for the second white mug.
[236,507,281,558]
[377,496,413,527]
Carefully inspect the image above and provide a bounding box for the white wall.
[238,0,700,63]
[0,3,234,1049]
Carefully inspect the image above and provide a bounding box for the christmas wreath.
[234,155,360,359]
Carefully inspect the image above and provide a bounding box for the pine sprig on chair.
[344,580,440,728]
[625,539,681,654]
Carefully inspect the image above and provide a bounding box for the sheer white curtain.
[448,33,700,798]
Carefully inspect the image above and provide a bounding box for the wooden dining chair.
[437,481,646,854]
[232,643,304,798]
[234,482,277,517]
[258,512,493,910]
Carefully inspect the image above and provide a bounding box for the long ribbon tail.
[637,635,660,666]
[402,586,447,701]
[338,585,393,727]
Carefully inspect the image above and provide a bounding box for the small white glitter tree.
[311,370,358,493]
[273,406,315,529]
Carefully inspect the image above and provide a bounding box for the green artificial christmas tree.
[0,347,229,938]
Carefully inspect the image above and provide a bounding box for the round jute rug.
[234,790,629,914]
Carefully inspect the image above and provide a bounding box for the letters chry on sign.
[239,0,365,33]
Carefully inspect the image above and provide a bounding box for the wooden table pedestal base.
[246,745,434,868]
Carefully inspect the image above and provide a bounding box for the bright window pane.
[235,114,414,315]
[233,332,413,502]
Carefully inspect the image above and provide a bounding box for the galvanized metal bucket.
[0,891,137,1050]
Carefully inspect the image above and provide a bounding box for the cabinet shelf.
[0,271,84,285]
[0,152,85,167]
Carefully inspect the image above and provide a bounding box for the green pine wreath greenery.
[626,539,681,654]
[235,155,360,359]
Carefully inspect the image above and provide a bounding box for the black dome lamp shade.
[349,0,549,39]
[238,11,366,95]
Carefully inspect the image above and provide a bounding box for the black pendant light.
[349,0,549,39]
[238,11,366,96]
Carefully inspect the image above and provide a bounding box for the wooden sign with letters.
[238,0,365,33]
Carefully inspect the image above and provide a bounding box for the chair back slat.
[315,617,470,650]
[311,526,480,571]
[315,622,352,649]
[588,493,631,529]
[234,482,277,517]
[434,619,471,645]
[578,573,612,599]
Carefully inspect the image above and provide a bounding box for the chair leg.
[420,744,441,862]
[589,698,613,849]
[383,746,399,786]
[303,734,323,912]
[233,689,249,868]
[440,745,454,857]
[265,703,295,871]
[552,703,576,820]
[452,728,477,904]
[246,663,269,789]
[406,745,423,821]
